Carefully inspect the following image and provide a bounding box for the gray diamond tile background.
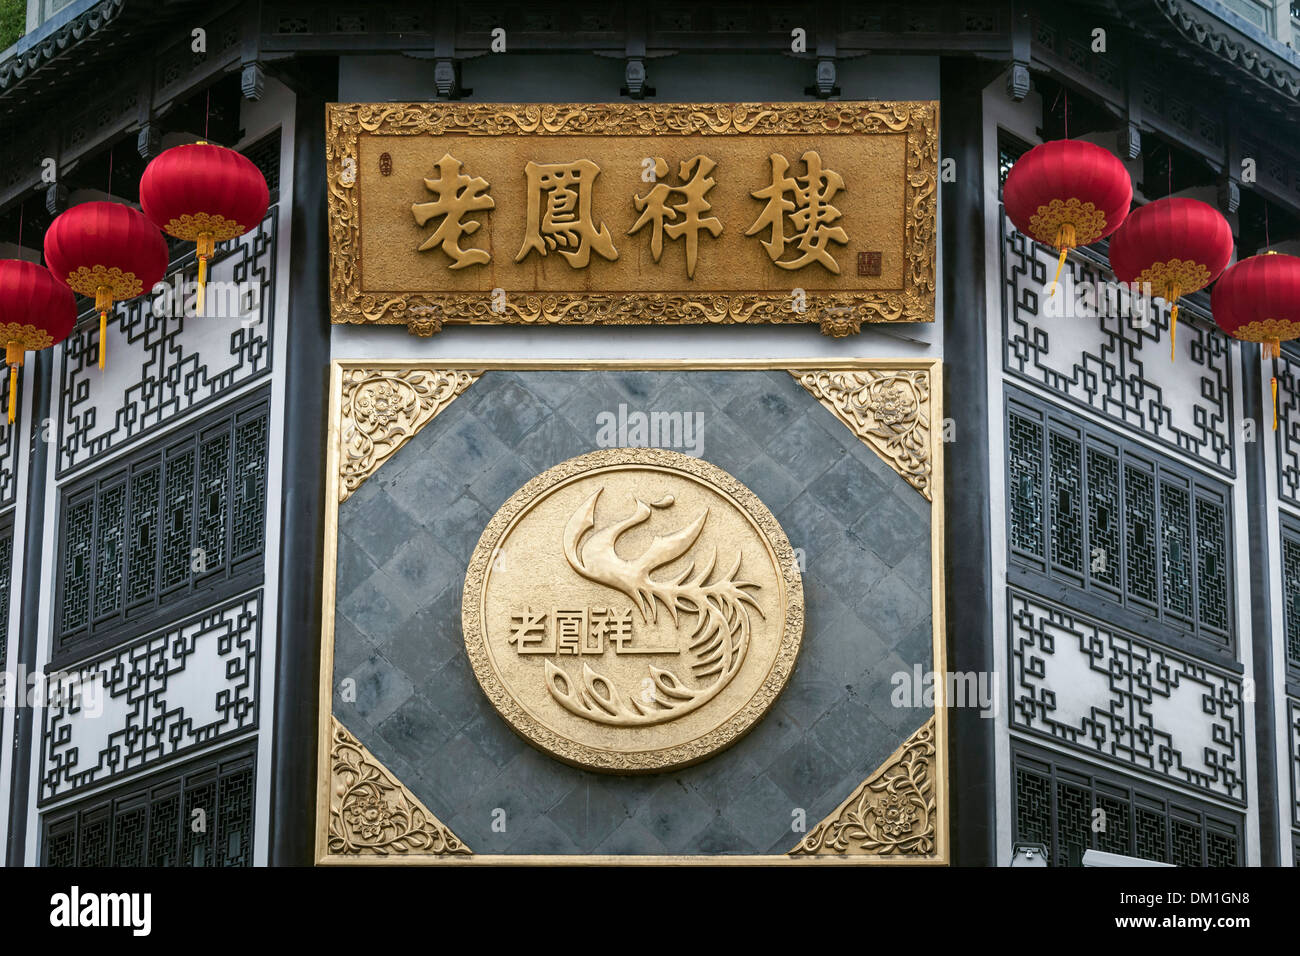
[333,369,934,855]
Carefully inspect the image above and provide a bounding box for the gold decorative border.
[338,366,480,503]
[326,102,938,332]
[792,368,933,500]
[328,717,470,857]
[316,359,948,865]
[789,716,937,856]
[461,447,804,773]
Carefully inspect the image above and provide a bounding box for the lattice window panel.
[54,388,270,662]
[41,744,255,867]
[0,514,11,673]
[0,370,16,509]
[1007,388,1235,657]
[1009,589,1245,801]
[1012,745,1243,866]
[1282,519,1300,678]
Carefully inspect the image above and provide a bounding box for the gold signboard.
[326,102,938,335]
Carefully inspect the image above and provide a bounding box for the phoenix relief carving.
[545,489,763,726]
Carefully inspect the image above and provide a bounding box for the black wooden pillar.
[941,56,998,866]
[268,59,337,866]
[6,350,53,866]
[1242,349,1281,866]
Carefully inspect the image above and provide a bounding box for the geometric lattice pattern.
[1275,351,1300,509]
[1010,589,1245,803]
[1291,699,1300,830]
[1012,744,1243,866]
[1007,389,1234,654]
[0,369,17,508]
[1283,520,1300,675]
[57,203,277,477]
[40,592,261,803]
[1001,210,1234,475]
[54,389,270,661]
[0,513,11,673]
[41,743,255,867]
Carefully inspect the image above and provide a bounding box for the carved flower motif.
[346,790,393,840]
[869,384,908,426]
[876,791,917,837]
[355,382,402,430]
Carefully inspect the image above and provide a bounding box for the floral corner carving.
[789,717,937,857]
[792,368,933,500]
[328,717,470,857]
[338,367,481,503]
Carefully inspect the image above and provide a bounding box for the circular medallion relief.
[463,448,804,773]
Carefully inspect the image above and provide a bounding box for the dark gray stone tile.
[720,772,797,852]
[337,567,421,645]
[446,777,540,852]
[378,590,463,686]
[498,744,578,814]
[426,732,505,815]
[420,656,488,733]
[693,812,756,854]
[777,409,849,486]
[545,783,632,851]
[515,413,593,473]
[633,778,715,851]
[764,736,848,809]
[341,487,412,567]
[378,528,459,598]
[472,375,550,446]
[853,490,928,568]
[375,693,457,768]
[593,817,670,855]
[340,652,414,727]
[817,454,889,529]
[506,814,582,855]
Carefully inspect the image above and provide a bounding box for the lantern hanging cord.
[205,88,210,141]
[1050,222,1075,296]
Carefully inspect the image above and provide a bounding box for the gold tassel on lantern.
[5,342,21,425]
[1272,340,1282,432]
[1050,223,1076,297]
[1167,282,1182,363]
[95,284,112,370]
[196,232,215,315]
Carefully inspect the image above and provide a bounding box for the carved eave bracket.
[328,717,471,858]
[789,717,937,857]
[791,368,933,500]
[338,367,481,503]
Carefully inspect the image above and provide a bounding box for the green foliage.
[0,0,23,53]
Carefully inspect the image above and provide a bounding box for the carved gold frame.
[316,358,948,865]
[326,102,938,335]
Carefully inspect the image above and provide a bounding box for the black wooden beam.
[5,352,53,866]
[1242,349,1281,866]
[266,56,336,866]
[941,55,998,866]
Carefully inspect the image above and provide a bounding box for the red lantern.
[0,260,76,423]
[1108,197,1234,361]
[139,142,269,313]
[43,202,168,370]
[1211,251,1300,430]
[1004,139,1133,295]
